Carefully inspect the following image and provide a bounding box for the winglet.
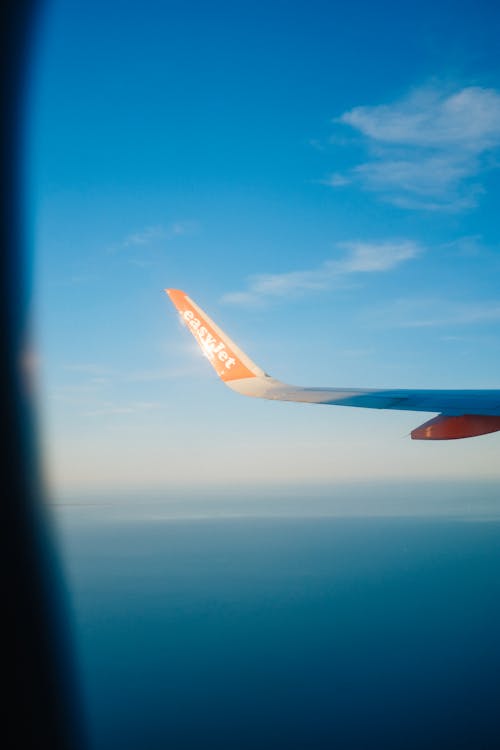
[165,289,266,382]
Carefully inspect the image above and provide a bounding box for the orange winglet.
[411,414,500,440]
[165,289,258,382]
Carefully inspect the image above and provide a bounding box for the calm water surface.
[54,509,500,749]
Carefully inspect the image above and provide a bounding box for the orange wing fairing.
[166,289,256,382]
[411,414,500,440]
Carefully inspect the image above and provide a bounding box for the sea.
[52,482,500,749]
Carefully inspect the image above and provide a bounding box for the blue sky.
[29,0,500,496]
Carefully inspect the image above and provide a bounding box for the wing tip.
[164,288,266,382]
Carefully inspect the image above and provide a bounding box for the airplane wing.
[165,289,500,440]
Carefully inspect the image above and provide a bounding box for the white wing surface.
[165,289,500,440]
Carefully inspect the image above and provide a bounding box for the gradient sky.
[29,0,500,495]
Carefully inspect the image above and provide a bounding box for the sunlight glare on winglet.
[165,289,266,382]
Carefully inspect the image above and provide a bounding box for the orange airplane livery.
[165,289,500,440]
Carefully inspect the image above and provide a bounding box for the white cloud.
[63,363,112,375]
[330,85,500,210]
[82,401,162,417]
[106,221,198,253]
[338,240,418,271]
[367,298,500,328]
[322,172,352,187]
[338,86,500,149]
[170,221,196,236]
[123,225,168,246]
[354,155,474,197]
[61,362,198,385]
[222,240,421,305]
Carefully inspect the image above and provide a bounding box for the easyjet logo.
[182,309,237,370]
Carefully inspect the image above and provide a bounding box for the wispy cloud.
[367,298,500,328]
[82,401,162,417]
[123,225,169,247]
[328,85,500,211]
[62,362,200,385]
[222,240,421,305]
[63,363,112,376]
[107,221,198,254]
